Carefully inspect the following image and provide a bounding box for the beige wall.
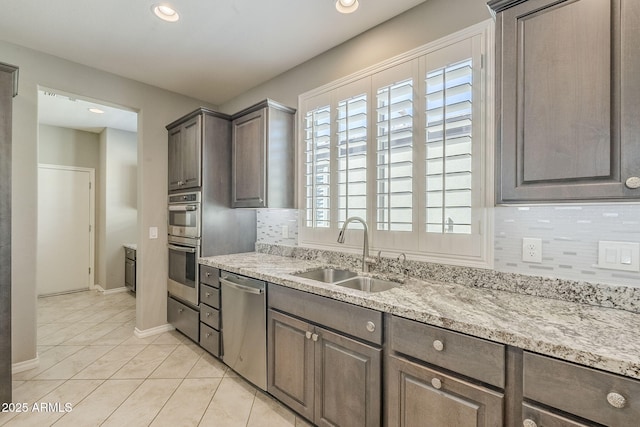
[219,0,491,113]
[99,128,138,291]
[3,40,215,364]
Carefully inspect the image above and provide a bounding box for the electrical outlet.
[522,237,542,263]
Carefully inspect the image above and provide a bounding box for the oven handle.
[168,244,197,253]
[168,205,198,212]
[220,277,264,295]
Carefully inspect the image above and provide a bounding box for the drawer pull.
[523,419,537,427]
[431,378,442,390]
[206,332,211,338]
[312,333,319,342]
[433,339,444,352]
[625,176,640,189]
[205,292,211,297]
[607,392,626,409]
[206,312,211,317]
[178,308,184,313]
[366,321,376,333]
[305,331,312,340]
[206,271,211,277]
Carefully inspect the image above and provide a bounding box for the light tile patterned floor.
[3,290,312,427]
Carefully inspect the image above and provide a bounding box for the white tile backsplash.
[255,205,640,288]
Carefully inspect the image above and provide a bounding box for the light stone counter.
[200,252,640,380]
[123,243,137,250]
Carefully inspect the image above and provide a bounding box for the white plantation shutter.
[304,103,331,229]
[425,59,473,234]
[337,93,367,228]
[376,78,414,232]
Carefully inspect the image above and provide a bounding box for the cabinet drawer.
[199,265,220,287]
[200,284,219,309]
[522,403,595,427]
[390,315,505,389]
[269,284,383,346]
[387,355,503,427]
[200,323,220,357]
[523,352,640,426]
[167,296,199,342]
[200,304,220,330]
[125,247,136,260]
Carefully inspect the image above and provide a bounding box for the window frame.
[297,20,494,268]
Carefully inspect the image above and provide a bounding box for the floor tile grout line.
[195,375,223,427]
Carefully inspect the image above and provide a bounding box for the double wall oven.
[167,191,201,308]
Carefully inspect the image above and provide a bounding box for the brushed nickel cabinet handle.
[431,378,442,390]
[523,419,537,427]
[366,321,376,332]
[206,312,211,317]
[311,333,319,342]
[206,272,211,277]
[607,392,626,409]
[433,339,444,352]
[206,332,211,338]
[206,292,211,297]
[305,331,312,340]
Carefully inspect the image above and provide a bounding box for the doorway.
[36,165,95,295]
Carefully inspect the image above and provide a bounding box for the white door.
[37,165,94,295]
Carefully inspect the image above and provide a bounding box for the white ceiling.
[1,0,426,107]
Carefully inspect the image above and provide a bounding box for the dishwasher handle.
[220,277,264,295]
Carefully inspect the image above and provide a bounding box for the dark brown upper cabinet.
[489,0,640,203]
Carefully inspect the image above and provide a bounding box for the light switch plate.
[597,241,640,272]
[149,226,158,239]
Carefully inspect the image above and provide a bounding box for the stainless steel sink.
[293,268,357,283]
[334,276,400,293]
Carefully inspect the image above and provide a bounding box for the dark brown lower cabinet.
[386,355,503,427]
[268,309,382,427]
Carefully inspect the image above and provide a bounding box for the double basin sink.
[293,268,400,293]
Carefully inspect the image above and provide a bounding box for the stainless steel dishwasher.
[220,271,267,390]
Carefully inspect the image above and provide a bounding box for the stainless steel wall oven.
[168,191,200,239]
[167,236,200,307]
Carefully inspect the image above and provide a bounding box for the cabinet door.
[387,355,503,427]
[232,108,266,207]
[497,0,640,202]
[314,326,382,427]
[180,115,201,189]
[267,309,315,421]
[168,125,183,191]
[124,258,135,290]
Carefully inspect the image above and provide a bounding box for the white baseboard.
[134,323,175,339]
[95,285,129,295]
[12,355,39,374]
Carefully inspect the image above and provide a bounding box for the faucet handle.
[377,250,382,263]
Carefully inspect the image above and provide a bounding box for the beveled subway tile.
[247,391,297,427]
[101,378,182,427]
[149,344,203,379]
[149,378,221,427]
[33,345,113,380]
[200,377,257,427]
[51,379,142,427]
[110,344,177,379]
[186,352,227,378]
[4,379,103,427]
[72,344,146,380]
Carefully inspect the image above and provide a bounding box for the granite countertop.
[200,252,640,380]
[123,243,137,250]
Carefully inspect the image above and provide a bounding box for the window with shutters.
[298,21,493,267]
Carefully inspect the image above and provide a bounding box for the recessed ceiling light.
[88,108,105,114]
[152,4,180,22]
[336,0,359,14]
